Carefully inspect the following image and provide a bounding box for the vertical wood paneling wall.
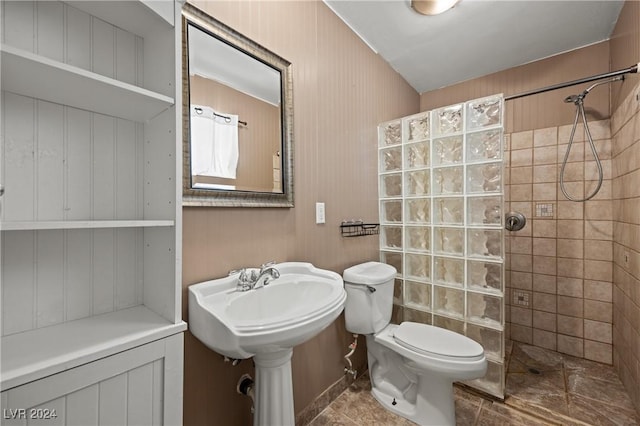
[420,43,611,134]
[182,1,419,424]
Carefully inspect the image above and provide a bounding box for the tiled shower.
[378,82,640,413]
[505,119,615,364]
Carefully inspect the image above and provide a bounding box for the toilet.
[343,261,487,426]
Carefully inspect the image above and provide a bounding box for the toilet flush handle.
[366,285,376,293]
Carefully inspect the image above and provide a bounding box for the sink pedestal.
[254,349,294,426]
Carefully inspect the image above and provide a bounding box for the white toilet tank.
[343,262,397,334]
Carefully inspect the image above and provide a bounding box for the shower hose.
[559,97,603,202]
[559,76,621,202]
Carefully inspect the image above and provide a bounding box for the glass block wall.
[378,95,505,398]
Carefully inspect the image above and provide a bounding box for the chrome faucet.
[253,262,281,289]
[230,261,280,291]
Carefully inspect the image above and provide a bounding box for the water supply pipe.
[344,334,359,379]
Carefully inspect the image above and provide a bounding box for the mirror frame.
[182,3,294,207]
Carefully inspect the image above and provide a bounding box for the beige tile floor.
[308,342,639,425]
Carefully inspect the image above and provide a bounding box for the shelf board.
[1,44,174,122]
[1,306,187,390]
[1,220,175,231]
[66,1,174,38]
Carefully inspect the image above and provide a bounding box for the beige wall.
[610,0,640,413]
[182,1,419,425]
[420,42,611,134]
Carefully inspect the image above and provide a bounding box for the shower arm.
[505,63,639,102]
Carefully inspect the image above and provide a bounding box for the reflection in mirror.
[182,3,294,207]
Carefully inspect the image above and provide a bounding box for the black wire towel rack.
[340,220,380,237]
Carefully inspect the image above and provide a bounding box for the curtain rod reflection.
[194,106,248,126]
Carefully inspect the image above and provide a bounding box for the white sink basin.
[188,262,346,359]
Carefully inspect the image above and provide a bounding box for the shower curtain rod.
[504,62,639,101]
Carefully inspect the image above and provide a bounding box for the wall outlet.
[315,202,325,224]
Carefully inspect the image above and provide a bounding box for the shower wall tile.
[584,280,612,302]
[559,123,585,143]
[560,162,584,182]
[511,149,533,167]
[533,328,557,350]
[558,142,585,163]
[533,274,557,294]
[532,237,556,256]
[557,258,584,279]
[584,340,612,364]
[557,277,583,297]
[533,310,556,332]
[557,220,584,239]
[558,334,584,358]
[584,260,613,281]
[557,315,584,337]
[532,220,556,238]
[557,239,583,258]
[558,296,583,317]
[533,292,557,313]
[585,221,613,241]
[533,164,557,182]
[557,201,583,219]
[584,300,612,323]
[533,183,557,200]
[533,146,557,165]
[584,319,612,344]
[511,131,533,149]
[510,271,533,290]
[510,236,532,254]
[533,256,556,275]
[502,120,616,373]
[510,324,533,344]
[510,166,533,184]
[511,306,532,326]
[586,119,611,141]
[533,127,558,147]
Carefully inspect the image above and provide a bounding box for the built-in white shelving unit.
[1,1,185,423]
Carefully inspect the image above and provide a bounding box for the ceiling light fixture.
[411,0,461,16]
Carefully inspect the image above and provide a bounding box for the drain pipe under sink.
[237,374,255,414]
[344,334,359,379]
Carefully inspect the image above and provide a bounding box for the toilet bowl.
[343,261,487,426]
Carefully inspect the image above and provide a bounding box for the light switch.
[315,202,325,224]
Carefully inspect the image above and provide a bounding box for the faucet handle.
[260,260,276,270]
[231,268,253,291]
[229,268,244,276]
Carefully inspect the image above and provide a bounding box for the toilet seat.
[393,322,484,362]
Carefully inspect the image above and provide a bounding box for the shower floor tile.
[307,342,639,426]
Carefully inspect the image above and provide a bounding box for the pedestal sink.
[188,262,346,426]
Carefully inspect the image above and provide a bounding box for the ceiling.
[324,0,625,94]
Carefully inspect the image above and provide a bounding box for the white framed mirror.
[182,3,294,207]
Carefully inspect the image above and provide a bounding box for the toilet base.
[370,373,455,426]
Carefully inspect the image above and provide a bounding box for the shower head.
[564,94,580,104]
[564,75,625,105]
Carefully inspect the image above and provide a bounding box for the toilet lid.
[393,322,484,360]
